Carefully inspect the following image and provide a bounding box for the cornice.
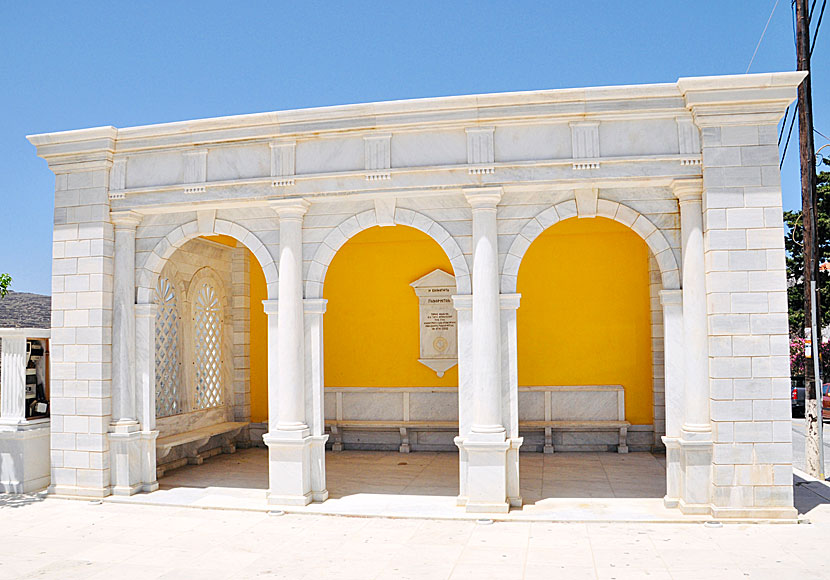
[678,71,805,127]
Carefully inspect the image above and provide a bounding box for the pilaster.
[134,303,158,493]
[231,246,251,423]
[659,289,684,507]
[304,298,329,502]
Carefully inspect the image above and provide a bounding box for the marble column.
[134,303,159,492]
[263,199,314,506]
[304,297,329,502]
[659,289,684,507]
[109,210,143,496]
[0,335,27,426]
[458,187,510,513]
[672,178,713,513]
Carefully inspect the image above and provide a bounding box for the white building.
[23,71,803,518]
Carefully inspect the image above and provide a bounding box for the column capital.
[134,303,157,318]
[262,299,279,315]
[499,293,521,310]
[463,187,502,209]
[270,198,310,220]
[452,294,473,311]
[110,210,143,229]
[659,289,683,306]
[670,178,703,203]
[303,298,327,314]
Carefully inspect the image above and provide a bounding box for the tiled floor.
[139,448,681,521]
[159,448,666,502]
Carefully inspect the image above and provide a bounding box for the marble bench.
[325,419,457,453]
[323,384,632,453]
[156,421,248,477]
[519,420,630,454]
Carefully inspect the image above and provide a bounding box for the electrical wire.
[747,0,781,72]
[782,106,799,169]
[811,0,827,55]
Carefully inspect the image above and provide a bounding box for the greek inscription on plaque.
[410,269,458,377]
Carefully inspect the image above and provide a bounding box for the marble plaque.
[410,269,457,377]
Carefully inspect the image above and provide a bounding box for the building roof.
[0,291,51,329]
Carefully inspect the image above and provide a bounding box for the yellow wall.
[202,235,268,422]
[323,226,458,387]
[516,218,653,424]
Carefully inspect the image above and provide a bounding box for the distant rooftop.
[0,291,51,329]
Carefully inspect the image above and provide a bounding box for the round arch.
[137,218,279,304]
[305,207,471,298]
[501,199,680,293]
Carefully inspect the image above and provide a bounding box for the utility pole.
[796,0,824,478]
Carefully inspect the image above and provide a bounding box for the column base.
[662,436,682,508]
[264,430,314,507]
[506,437,523,508]
[310,434,329,503]
[457,434,510,514]
[49,485,112,498]
[711,505,798,520]
[139,430,159,493]
[679,436,712,508]
[109,421,143,496]
[677,498,711,515]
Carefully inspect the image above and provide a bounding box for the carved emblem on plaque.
[410,269,458,377]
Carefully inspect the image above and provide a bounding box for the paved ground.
[4,439,830,578]
[2,489,830,580]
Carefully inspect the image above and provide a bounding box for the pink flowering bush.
[790,337,830,378]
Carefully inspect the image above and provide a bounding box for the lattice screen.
[193,281,223,409]
[154,277,182,418]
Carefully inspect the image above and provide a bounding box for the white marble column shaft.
[466,189,505,436]
[111,211,142,425]
[275,201,309,433]
[674,184,711,437]
[672,178,712,512]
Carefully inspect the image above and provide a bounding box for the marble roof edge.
[677,71,806,94]
[27,73,800,148]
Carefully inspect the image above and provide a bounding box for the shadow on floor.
[0,492,46,509]
[794,474,830,514]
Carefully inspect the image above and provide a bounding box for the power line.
[811,0,827,55]
[782,104,799,168]
[747,0,781,72]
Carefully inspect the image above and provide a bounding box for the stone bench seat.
[156,421,248,477]
[325,418,630,454]
[519,420,630,454]
[326,419,457,453]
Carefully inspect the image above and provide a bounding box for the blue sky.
[1,1,827,295]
